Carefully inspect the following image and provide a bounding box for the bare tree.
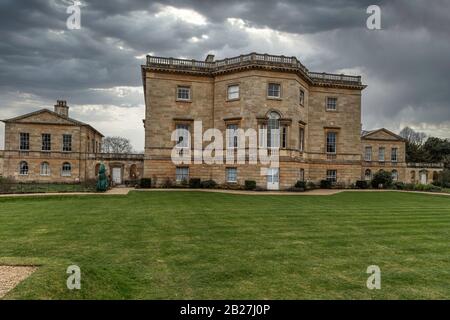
[399,127,427,145]
[102,136,134,154]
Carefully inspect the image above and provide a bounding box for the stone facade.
[141,53,443,189]
[0,101,143,184]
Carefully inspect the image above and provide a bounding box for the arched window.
[130,164,138,179]
[61,162,72,177]
[19,161,29,175]
[40,162,50,176]
[267,111,280,148]
[392,169,398,181]
[364,169,372,180]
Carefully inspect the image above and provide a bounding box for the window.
[226,167,237,183]
[364,146,372,161]
[281,126,288,148]
[326,170,337,183]
[299,89,305,105]
[177,86,191,101]
[42,134,51,151]
[227,85,239,100]
[299,168,305,181]
[92,139,95,153]
[176,167,189,182]
[267,112,280,148]
[259,124,267,148]
[19,161,29,175]
[61,162,72,177]
[20,133,30,150]
[63,134,72,152]
[365,169,372,180]
[392,170,398,181]
[326,97,337,111]
[40,162,50,176]
[299,127,305,151]
[391,148,398,162]
[175,124,190,148]
[326,132,337,154]
[267,83,281,98]
[227,124,238,149]
[378,147,385,162]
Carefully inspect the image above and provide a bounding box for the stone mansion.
[0,53,443,189]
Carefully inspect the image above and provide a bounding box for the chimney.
[205,54,215,62]
[54,100,69,118]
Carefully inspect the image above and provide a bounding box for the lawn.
[0,191,449,299]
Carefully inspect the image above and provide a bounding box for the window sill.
[176,99,192,103]
[325,109,338,112]
[267,96,282,101]
[226,98,240,102]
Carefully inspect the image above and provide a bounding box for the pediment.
[5,109,78,126]
[362,128,404,141]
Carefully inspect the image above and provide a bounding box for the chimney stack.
[54,100,69,118]
[205,54,215,62]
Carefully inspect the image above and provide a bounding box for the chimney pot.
[54,100,69,118]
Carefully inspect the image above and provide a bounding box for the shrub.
[295,181,306,189]
[392,182,405,190]
[161,177,174,188]
[287,186,305,192]
[244,180,257,190]
[201,180,217,189]
[371,171,393,189]
[355,180,368,189]
[140,178,152,189]
[306,181,316,190]
[320,180,332,189]
[189,178,201,188]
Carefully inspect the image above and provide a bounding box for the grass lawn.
[0,183,95,194]
[0,191,449,299]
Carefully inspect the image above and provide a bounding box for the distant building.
[0,100,143,184]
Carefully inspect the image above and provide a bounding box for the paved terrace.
[143,52,365,88]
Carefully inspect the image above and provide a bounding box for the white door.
[420,172,427,184]
[267,168,279,190]
[112,167,122,184]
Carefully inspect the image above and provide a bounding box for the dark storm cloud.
[0,0,449,148]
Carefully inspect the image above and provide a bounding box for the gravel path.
[0,266,37,299]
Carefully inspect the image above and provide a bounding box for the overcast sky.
[1,0,449,151]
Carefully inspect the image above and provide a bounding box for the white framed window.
[20,133,30,150]
[226,167,237,183]
[61,162,72,177]
[365,169,372,180]
[326,132,337,154]
[227,85,239,100]
[62,134,72,152]
[226,124,239,149]
[299,127,305,151]
[391,148,398,162]
[365,146,372,161]
[177,86,191,101]
[258,124,267,148]
[267,111,280,148]
[392,170,398,181]
[326,170,337,183]
[267,83,281,98]
[42,133,51,151]
[19,161,29,175]
[326,97,337,111]
[176,167,189,182]
[299,89,305,105]
[378,147,385,162]
[40,162,50,176]
[175,124,190,148]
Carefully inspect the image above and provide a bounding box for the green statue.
[96,163,109,192]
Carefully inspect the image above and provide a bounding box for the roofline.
[361,128,406,141]
[1,108,105,137]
